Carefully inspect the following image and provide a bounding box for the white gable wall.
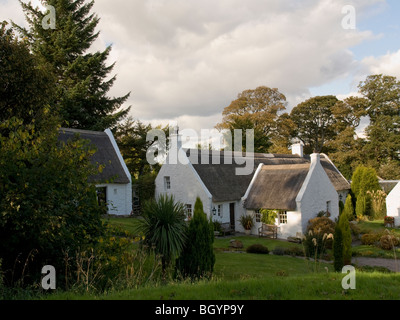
[97,183,132,215]
[155,150,213,217]
[386,182,400,226]
[296,154,339,235]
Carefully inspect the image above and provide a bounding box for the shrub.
[304,217,335,259]
[338,210,352,265]
[213,221,222,233]
[333,225,344,272]
[272,247,285,256]
[246,244,269,254]
[136,194,187,273]
[238,214,254,230]
[361,233,380,245]
[380,235,399,251]
[284,246,304,257]
[175,197,216,280]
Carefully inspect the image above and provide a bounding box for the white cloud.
[362,49,400,78]
[1,0,391,130]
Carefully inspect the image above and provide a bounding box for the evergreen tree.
[342,194,354,221]
[15,0,130,130]
[333,224,344,272]
[175,197,215,279]
[0,21,55,127]
[338,209,352,265]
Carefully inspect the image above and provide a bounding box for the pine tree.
[15,0,130,130]
[175,197,215,280]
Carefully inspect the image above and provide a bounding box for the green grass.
[102,216,141,235]
[38,217,400,300]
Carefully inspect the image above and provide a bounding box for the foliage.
[290,95,338,153]
[15,0,130,130]
[238,214,254,230]
[367,190,387,220]
[342,194,355,221]
[358,74,400,179]
[135,194,187,273]
[260,209,278,225]
[215,86,287,153]
[0,21,55,127]
[175,197,215,280]
[338,209,352,265]
[360,233,381,245]
[303,217,335,258]
[333,225,344,272]
[352,166,380,218]
[246,244,269,254]
[380,234,399,251]
[0,117,106,287]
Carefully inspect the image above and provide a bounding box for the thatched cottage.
[58,128,132,216]
[155,133,350,239]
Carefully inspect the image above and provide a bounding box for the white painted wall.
[296,154,339,236]
[386,182,400,226]
[155,149,212,216]
[97,183,132,215]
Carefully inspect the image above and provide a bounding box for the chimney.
[169,125,182,150]
[291,142,304,158]
[310,153,321,165]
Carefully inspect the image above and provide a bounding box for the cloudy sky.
[2,0,400,134]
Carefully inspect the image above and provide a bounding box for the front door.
[229,203,235,230]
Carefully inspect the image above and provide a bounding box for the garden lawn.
[43,217,399,300]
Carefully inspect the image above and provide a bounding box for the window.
[164,176,171,190]
[255,209,261,223]
[217,205,222,217]
[326,201,331,214]
[279,211,287,224]
[186,204,192,219]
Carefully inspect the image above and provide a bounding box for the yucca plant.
[135,194,187,274]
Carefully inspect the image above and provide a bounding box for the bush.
[246,244,269,254]
[272,247,285,256]
[284,246,304,257]
[175,197,215,280]
[333,225,344,272]
[380,235,400,251]
[361,233,380,245]
[304,217,336,258]
[238,214,254,230]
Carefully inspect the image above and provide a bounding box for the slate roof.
[185,149,350,203]
[58,128,130,184]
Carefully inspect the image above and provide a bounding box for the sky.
[1,0,400,137]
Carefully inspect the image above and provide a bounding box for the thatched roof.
[186,149,349,203]
[58,128,130,184]
[244,164,310,210]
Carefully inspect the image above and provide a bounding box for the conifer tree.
[15,0,130,130]
[333,224,344,272]
[175,197,215,279]
[338,209,352,265]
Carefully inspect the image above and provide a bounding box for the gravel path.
[352,257,400,272]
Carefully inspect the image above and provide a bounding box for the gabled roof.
[185,149,349,203]
[58,128,130,184]
[244,164,310,210]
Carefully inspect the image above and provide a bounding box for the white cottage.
[386,182,400,227]
[155,132,350,239]
[58,128,132,216]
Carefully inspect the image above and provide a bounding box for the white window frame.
[164,176,171,190]
[279,211,288,224]
[255,209,261,223]
[186,204,192,219]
